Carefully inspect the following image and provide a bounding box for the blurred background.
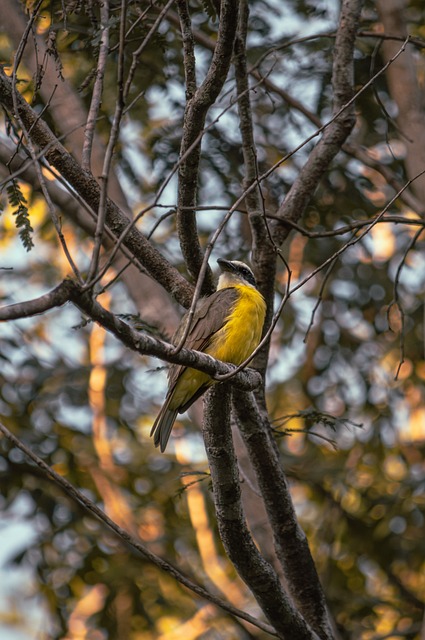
[1,0,425,638]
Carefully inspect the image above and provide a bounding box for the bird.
[150,258,267,452]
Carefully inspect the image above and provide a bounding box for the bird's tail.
[150,398,179,452]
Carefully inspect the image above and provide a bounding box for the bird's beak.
[217,258,235,273]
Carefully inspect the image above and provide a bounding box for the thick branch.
[0,141,180,331]
[176,0,239,289]
[272,0,364,246]
[168,10,424,218]
[0,281,72,319]
[232,391,334,640]
[0,280,261,392]
[203,386,321,640]
[0,68,193,308]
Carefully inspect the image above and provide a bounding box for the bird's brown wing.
[166,288,238,390]
[150,289,238,451]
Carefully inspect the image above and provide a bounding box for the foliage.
[3,180,34,251]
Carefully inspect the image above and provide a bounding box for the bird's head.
[216,258,257,290]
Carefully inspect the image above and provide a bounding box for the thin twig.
[389,225,424,380]
[303,258,338,343]
[287,168,425,300]
[85,76,263,293]
[263,36,411,224]
[0,67,193,307]
[272,215,425,238]
[81,0,110,171]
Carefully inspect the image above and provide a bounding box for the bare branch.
[168,10,425,218]
[176,0,197,100]
[0,67,193,307]
[285,168,425,299]
[176,0,239,289]
[81,0,110,171]
[272,0,364,246]
[123,0,175,108]
[232,392,334,640]
[85,0,127,285]
[0,281,73,320]
[273,214,425,239]
[0,140,179,331]
[233,0,277,378]
[0,0,130,215]
[0,279,263,394]
[0,420,277,637]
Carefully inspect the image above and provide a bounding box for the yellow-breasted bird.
[150,258,267,451]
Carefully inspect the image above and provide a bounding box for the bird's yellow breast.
[168,283,266,411]
[207,284,266,365]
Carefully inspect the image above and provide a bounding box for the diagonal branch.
[0,0,131,216]
[81,0,110,171]
[272,0,364,246]
[0,420,277,637]
[0,281,72,319]
[0,140,180,331]
[168,9,424,219]
[0,67,193,308]
[85,0,126,285]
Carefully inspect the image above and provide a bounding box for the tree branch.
[176,0,239,290]
[85,0,126,285]
[272,0,364,245]
[0,280,262,392]
[168,9,425,219]
[0,67,193,308]
[232,391,334,640]
[269,214,425,238]
[0,420,277,637]
[0,0,131,215]
[233,0,276,381]
[0,281,73,319]
[0,140,180,332]
[203,386,322,640]
[81,0,110,171]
